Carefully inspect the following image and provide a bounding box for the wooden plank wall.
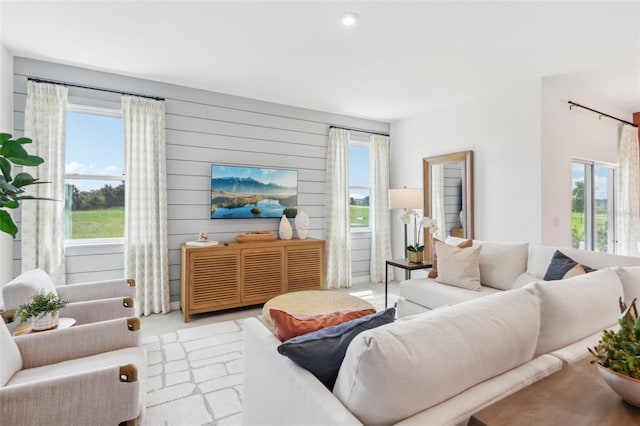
[11,58,388,303]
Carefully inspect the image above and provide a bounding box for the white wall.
[12,57,389,303]
[390,80,542,258]
[540,77,634,247]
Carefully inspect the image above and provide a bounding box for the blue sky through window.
[349,144,369,199]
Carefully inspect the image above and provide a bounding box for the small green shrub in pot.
[16,291,69,324]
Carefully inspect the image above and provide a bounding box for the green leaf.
[0,157,11,181]
[0,133,11,146]
[12,172,37,188]
[0,140,44,166]
[1,199,18,209]
[14,137,32,144]
[0,209,18,238]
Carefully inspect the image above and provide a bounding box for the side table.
[385,259,432,308]
[13,317,76,336]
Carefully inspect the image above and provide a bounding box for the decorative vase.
[294,211,309,239]
[407,250,423,263]
[279,215,292,240]
[597,364,640,407]
[31,311,59,331]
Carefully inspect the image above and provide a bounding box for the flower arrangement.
[399,209,439,253]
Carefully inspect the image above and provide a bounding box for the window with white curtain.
[348,137,371,230]
[64,104,125,243]
[571,160,616,253]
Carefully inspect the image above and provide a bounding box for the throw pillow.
[269,308,377,342]
[428,238,473,279]
[433,240,482,290]
[277,307,396,389]
[543,250,595,281]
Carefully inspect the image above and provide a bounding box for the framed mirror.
[423,150,474,262]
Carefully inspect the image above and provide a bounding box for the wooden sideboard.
[180,238,326,322]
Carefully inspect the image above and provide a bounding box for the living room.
[0,1,639,425]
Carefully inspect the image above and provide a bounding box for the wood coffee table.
[469,356,640,426]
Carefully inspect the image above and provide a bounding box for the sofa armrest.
[56,278,136,302]
[0,363,140,425]
[243,318,362,426]
[15,317,141,369]
[59,297,135,325]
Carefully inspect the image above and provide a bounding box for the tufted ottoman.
[261,290,375,331]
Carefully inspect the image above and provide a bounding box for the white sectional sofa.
[243,240,640,425]
[397,238,640,318]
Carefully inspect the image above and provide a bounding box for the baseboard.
[169,301,180,311]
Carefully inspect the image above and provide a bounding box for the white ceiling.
[1,1,639,122]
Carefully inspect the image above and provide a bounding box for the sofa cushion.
[277,308,395,389]
[333,289,540,425]
[399,278,500,310]
[525,268,623,357]
[2,269,58,310]
[527,244,640,279]
[269,308,376,342]
[446,237,529,290]
[543,250,595,281]
[428,238,472,279]
[613,266,640,306]
[0,322,22,386]
[434,240,481,290]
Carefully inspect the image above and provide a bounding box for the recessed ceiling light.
[342,12,359,27]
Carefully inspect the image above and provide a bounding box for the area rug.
[142,319,246,426]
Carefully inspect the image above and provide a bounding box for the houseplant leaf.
[0,209,18,238]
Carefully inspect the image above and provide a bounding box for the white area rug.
[142,319,246,426]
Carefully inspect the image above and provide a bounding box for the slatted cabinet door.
[242,247,285,303]
[286,245,324,292]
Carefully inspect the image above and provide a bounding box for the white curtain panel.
[123,96,170,315]
[22,81,68,283]
[431,164,446,241]
[369,134,393,283]
[616,124,640,256]
[326,128,351,288]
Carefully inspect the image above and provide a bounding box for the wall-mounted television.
[211,164,298,219]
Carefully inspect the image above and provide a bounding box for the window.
[64,105,125,242]
[349,139,370,230]
[571,160,616,253]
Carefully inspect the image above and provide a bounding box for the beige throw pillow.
[434,240,482,290]
[428,238,473,279]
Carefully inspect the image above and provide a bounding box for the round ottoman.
[262,290,375,331]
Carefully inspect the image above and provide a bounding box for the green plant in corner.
[0,133,49,238]
[15,291,69,323]
[589,297,640,379]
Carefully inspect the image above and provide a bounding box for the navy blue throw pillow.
[277,307,396,389]
[543,250,595,281]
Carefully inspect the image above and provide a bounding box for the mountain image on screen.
[211,165,298,219]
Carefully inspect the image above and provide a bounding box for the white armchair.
[0,316,147,425]
[2,269,136,327]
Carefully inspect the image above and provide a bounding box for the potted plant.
[0,133,49,238]
[588,297,640,407]
[400,210,438,263]
[15,291,69,331]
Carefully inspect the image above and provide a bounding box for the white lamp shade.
[389,188,423,209]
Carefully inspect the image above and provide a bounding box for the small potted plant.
[588,297,640,407]
[15,291,69,331]
[400,210,438,263]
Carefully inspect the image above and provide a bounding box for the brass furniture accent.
[423,150,474,262]
[469,357,640,426]
[181,238,326,322]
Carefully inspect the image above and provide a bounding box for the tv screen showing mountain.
[211,164,298,219]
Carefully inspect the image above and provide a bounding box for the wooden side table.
[13,317,76,336]
[384,259,432,308]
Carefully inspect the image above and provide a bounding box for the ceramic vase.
[295,211,309,239]
[279,215,292,240]
[597,364,640,407]
[32,311,59,331]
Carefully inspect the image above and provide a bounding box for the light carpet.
[142,319,246,426]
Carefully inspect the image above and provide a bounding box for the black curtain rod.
[568,101,637,128]
[28,77,165,102]
[330,125,390,137]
